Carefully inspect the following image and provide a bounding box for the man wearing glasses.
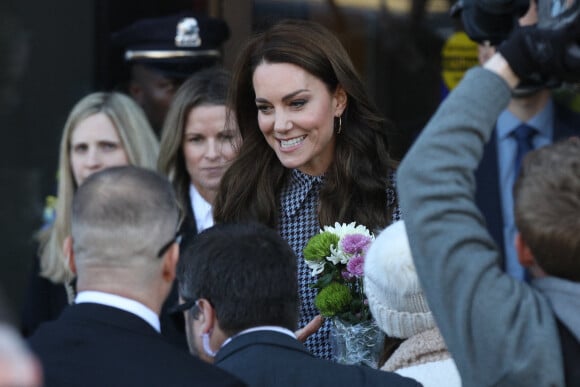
[28,166,244,387]
[175,222,421,387]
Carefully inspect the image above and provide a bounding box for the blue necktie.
[512,124,537,282]
[513,124,537,176]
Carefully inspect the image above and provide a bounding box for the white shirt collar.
[189,184,214,233]
[75,291,160,333]
[221,325,296,348]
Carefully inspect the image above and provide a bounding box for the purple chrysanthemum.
[340,234,372,255]
[346,254,365,277]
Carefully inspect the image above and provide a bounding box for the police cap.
[112,12,230,79]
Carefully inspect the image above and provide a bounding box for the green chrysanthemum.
[314,282,352,317]
[303,231,339,262]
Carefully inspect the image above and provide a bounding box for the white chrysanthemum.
[321,222,374,265]
[322,222,373,240]
[305,260,326,276]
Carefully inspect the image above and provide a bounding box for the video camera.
[452,0,580,85]
[451,0,529,45]
[453,0,580,44]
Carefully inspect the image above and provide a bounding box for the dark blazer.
[179,190,199,247]
[20,256,68,337]
[21,257,188,351]
[474,101,580,268]
[215,330,422,387]
[28,303,246,387]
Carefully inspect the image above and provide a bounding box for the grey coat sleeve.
[397,67,564,387]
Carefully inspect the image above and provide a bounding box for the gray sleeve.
[397,67,564,387]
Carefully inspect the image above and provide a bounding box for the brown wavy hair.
[158,67,233,214]
[514,138,580,282]
[214,19,396,232]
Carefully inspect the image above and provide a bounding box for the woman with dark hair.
[213,19,400,359]
[158,67,240,245]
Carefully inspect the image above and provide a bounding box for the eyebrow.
[71,139,120,145]
[255,89,309,104]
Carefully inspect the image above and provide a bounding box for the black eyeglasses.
[156,232,183,258]
[170,298,199,315]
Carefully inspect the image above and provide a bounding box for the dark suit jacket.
[474,101,580,268]
[179,190,199,247]
[20,256,68,337]
[21,257,188,352]
[215,330,422,387]
[28,303,246,387]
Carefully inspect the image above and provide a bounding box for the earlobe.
[515,233,535,267]
[161,243,179,283]
[515,232,548,278]
[197,299,218,358]
[197,299,215,334]
[334,85,347,116]
[63,236,77,275]
[128,81,143,103]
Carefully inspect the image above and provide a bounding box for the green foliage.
[303,231,339,262]
[314,282,353,317]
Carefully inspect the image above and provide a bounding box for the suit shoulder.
[179,359,246,386]
[141,336,244,386]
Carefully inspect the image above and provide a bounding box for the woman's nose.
[86,147,102,168]
[273,112,292,132]
[205,140,220,159]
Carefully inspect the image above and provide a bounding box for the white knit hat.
[364,220,434,339]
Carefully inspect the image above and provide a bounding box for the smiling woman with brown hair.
[213,19,400,359]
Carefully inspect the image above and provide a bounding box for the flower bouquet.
[303,222,384,367]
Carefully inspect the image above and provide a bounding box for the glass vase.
[329,318,384,368]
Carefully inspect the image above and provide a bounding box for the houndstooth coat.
[278,169,399,359]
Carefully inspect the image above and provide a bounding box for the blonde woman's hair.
[37,92,159,284]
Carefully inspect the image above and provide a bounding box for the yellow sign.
[441,31,479,91]
[333,0,449,13]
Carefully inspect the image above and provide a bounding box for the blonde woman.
[22,92,158,336]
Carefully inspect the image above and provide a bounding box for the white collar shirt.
[189,184,214,233]
[75,290,160,332]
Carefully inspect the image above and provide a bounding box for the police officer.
[112,13,230,135]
